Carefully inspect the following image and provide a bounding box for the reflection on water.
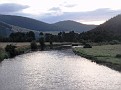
[0,49,121,90]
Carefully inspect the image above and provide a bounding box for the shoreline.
[0,43,72,62]
[1,43,121,72]
[72,45,121,72]
[0,45,31,62]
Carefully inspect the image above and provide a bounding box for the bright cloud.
[0,0,121,24]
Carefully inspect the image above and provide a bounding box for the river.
[0,49,121,90]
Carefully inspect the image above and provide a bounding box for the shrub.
[83,44,92,48]
[5,44,16,57]
[116,54,121,58]
[0,50,9,61]
[31,41,37,51]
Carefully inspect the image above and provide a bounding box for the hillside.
[91,15,121,34]
[0,15,98,33]
[81,14,121,42]
[0,14,63,32]
[53,20,97,32]
[0,21,13,37]
[0,21,40,38]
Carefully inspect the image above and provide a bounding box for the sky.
[0,0,121,25]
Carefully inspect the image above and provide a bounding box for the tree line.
[0,30,121,43]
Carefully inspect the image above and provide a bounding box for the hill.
[0,21,13,37]
[0,14,63,32]
[80,14,121,42]
[53,20,97,32]
[92,15,121,34]
[0,15,97,33]
[0,21,40,38]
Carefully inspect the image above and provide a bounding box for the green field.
[73,45,121,72]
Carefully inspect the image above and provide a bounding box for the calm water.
[0,49,121,90]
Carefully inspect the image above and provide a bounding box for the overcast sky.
[0,0,121,25]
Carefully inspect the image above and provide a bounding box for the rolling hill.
[53,20,97,32]
[0,15,97,33]
[0,14,62,32]
[81,14,121,42]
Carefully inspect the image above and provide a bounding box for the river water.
[0,49,121,90]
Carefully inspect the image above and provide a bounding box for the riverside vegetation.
[0,44,30,62]
[73,44,121,72]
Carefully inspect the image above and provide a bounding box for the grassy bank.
[0,42,73,61]
[73,45,121,72]
[0,44,30,62]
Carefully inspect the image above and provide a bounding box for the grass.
[0,42,31,48]
[73,44,121,72]
[0,42,31,61]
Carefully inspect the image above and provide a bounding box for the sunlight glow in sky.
[0,0,121,25]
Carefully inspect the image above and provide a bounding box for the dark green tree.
[30,41,37,51]
[39,32,45,50]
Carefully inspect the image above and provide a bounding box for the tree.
[31,41,37,51]
[39,32,45,50]
[26,31,35,41]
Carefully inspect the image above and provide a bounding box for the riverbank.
[0,42,73,61]
[0,44,30,62]
[73,44,121,72]
[0,48,8,61]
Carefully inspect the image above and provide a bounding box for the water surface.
[0,49,121,90]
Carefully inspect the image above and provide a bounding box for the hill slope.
[91,15,121,34]
[81,14,121,42]
[0,21,13,37]
[0,15,97,33]
[53,20,97,32]
[0,21,40,38]
[0,14,62,32]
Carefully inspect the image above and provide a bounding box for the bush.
[5,44,16,57]
[0,50,9,61]
[116,54,121,58]
[31,41,37,51]
[83,44,92,48]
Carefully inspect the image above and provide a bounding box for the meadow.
[73,44,121,71]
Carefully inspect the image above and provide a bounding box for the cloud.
[0,3,29,14]
[48,7,63,16]
[64,4,76,8]
[49,7,61,11]
[39,8,121,23]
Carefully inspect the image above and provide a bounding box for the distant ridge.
[53,20,97,32]
[0,14,62,31]
[0,15,97,33]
